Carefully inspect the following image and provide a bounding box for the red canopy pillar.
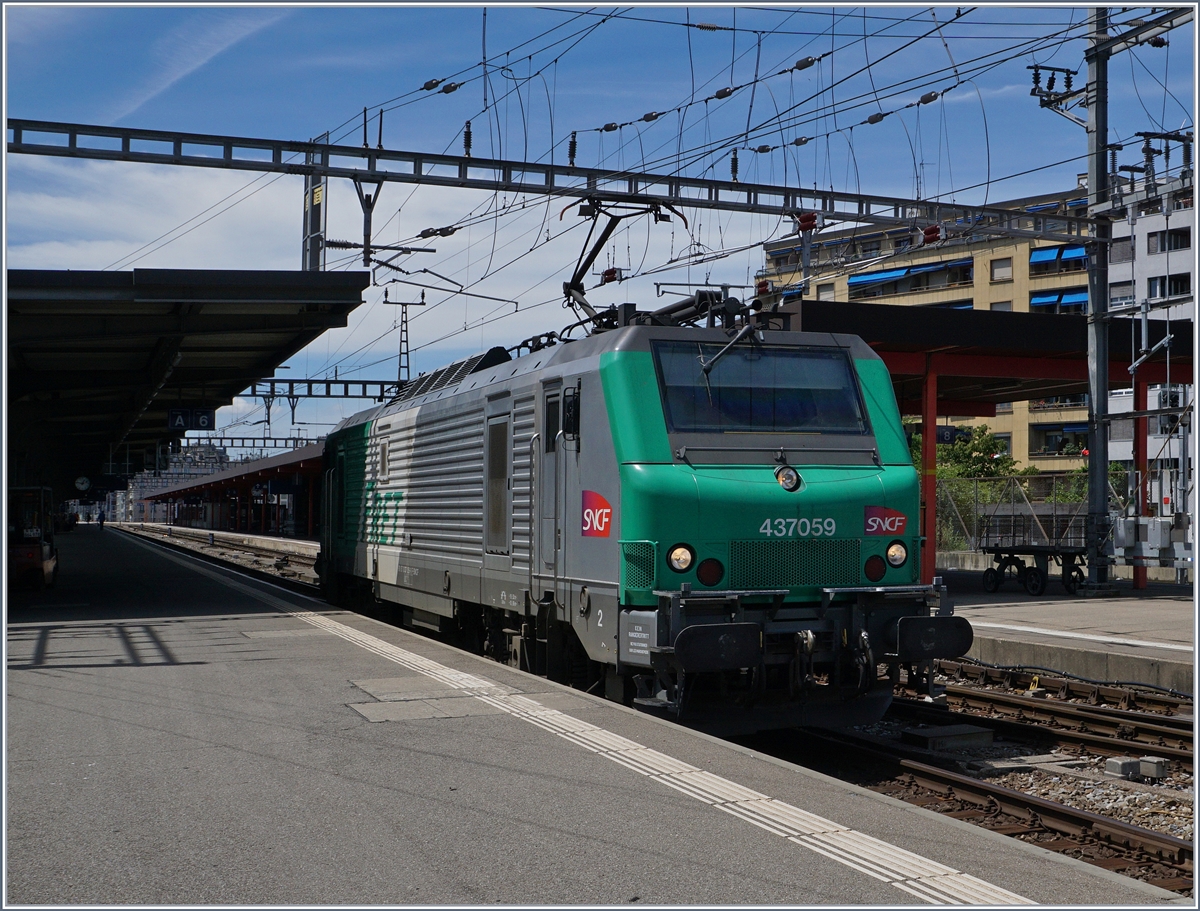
[1133,378,1150,589]
[920,366,938,584]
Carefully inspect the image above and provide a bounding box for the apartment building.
[760,179,1194,477]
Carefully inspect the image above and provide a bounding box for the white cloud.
[107,9,291,123]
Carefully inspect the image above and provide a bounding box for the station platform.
[6,526,1186,905]
[941,570,1195,697]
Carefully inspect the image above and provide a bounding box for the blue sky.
[5,5,1194,444]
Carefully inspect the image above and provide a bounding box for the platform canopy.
[7,268,369,497]
[786,299,1192,417]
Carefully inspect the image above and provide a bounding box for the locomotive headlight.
[886,541,908,567]
[774,464,802,492]
[667,544,695,572]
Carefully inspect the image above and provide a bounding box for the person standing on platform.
[97,509,105,530]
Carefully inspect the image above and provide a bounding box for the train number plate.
[759,518,836,537]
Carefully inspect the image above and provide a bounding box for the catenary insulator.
[441,82,459,94]
[423,78,442,91]
[795,57,817,71]
[919,91,939,105]
[731,148,739,182]
[793,136,810,146]
[569,131,577,167]
[867,112,886,125]
[715,87,735,99]
[1046,73,1056,92]
[1183,140,1192,173]
[602,122,619,132]
[642,111,658,123]
[1064,72,1073,92]
[755,145,772,154]
[463,121,472,157]
[1031,67,1041,90]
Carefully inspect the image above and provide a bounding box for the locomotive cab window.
[651,341,869,435]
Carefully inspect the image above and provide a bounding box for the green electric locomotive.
[320,304,971,733]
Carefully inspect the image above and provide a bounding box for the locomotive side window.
[485,417,511,554]
[379,439,390,482]
[651,342,869,435]
[545,394,560,453]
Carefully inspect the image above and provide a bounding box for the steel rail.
[933,659,1194,715]
[802,728,1194,877]
[888,698,1193,770]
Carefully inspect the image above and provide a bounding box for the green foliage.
[907,424,1038,479]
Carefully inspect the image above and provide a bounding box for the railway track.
[777,728,1195,895]
[933,659,1193,716]
[889,691,1193,771]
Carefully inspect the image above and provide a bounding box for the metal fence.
[934,469,1190,554]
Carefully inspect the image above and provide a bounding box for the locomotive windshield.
[651,341,869,435]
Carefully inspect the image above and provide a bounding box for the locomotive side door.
[539,384,561,584]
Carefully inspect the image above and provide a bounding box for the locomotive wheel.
[1023,566,1047,596]
[982,568,1000,592]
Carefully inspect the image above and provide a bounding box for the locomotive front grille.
[729,538,861,589]
[621,540,656,590]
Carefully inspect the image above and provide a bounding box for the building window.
[990,257,1013,282]
[817,283,835,301]
[859,239,882,256]
[1109,237,1133,263]
[893,236,912,252]
[993,434,1011,455]
[1172,192,1193,211]
[1148,228,1190,253]
[1030,424,1088,457]
[990,300,1012,311]
[1109,281,1133,304]
[1149,273,1192,299]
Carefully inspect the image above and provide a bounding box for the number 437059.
[760,517,836,537]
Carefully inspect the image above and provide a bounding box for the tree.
[907,424,1038,478]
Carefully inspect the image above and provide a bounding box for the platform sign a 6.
[168,409,191,430]
[192,409,215,430]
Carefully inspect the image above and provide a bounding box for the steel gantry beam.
[8,118,1097,243]
[247,378,402,400]
[190,437,319,449]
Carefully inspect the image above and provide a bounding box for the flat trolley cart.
[977,506,1088,596]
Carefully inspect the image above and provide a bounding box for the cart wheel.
[1024,566,1047,596]
[1062,565,1084,595]
[982,568,1001,592]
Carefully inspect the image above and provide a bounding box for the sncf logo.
[582,490,613,537]
[865,506,908,535]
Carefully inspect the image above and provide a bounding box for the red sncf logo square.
[865,506,907,535]
[582,490,613,537]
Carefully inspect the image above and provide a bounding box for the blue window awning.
[1061,245,1087,260]
[1066,198,1088,208]
[1062,424,1089,433]
[1030,292,1061,306]
[908,262,946,275]
[947,258,974,268]
[1029,247,1060,264]
[1060,291,1089,305]
[847,267,909,286]
[1026,202,1060,213]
